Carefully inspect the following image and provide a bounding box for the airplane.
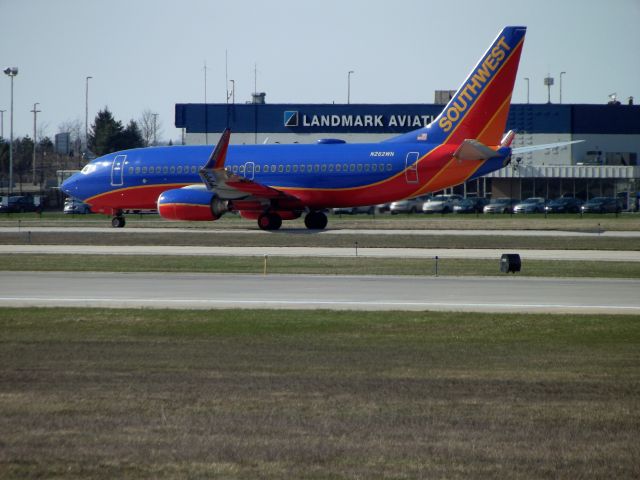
[61,26,579,230]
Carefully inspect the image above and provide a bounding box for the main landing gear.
[256,211,328,230]
[304,211,327,230]
[257,212,282,231]
[111,212,126,228]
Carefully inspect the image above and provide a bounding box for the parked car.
[544,197,582,214]
[0,196,39,213]
[63,198,92,214]
[453,197,489,213]
[332,205,376,215]
[580,197,622,214]
[513,197,546,214]
[389,195,431,214]
[483,198,518,214]
[422,194,463,213]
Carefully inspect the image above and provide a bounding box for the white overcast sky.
[1,0,638,141]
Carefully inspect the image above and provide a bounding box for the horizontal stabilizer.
[512,140,584,155]
[453,139,499,161]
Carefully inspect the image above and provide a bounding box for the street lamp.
[544,75,554,104]
[0,109,5,138]
[85,76,92,152]
[30,102,41,184]
[559,71,566,104]
[524,77,530,104]
[4,67,18,197]
[347,70,354,104]
[229,79,235,104]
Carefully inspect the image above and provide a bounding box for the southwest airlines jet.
[62,26,574,230]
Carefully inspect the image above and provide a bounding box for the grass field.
[1,308,638,479]
[2,253,640,278]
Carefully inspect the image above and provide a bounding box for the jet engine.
[157,187,227,221]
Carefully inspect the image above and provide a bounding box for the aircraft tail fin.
[387,26,526,146]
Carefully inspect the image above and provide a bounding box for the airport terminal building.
[175,99,640,208]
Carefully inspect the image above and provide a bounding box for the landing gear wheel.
[111,216,126,228]
[304,211,328,230]
[257,213,282,231]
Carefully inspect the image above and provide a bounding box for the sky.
[1,0,639,142]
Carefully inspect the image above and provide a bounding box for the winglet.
[200,129,231,190]
[203,128,231,170]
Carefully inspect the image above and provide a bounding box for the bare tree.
[139,109,162,146]
[58,118,83,155]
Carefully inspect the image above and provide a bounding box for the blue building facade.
[175,102,640,206]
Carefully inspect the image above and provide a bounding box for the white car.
[422,194,463,213]
[389,195,431,214]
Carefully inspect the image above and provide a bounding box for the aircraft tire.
[111,216,126,228]
[304,211,328,230]
[258,212,282,231]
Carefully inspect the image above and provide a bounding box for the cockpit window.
[81,164,97,175]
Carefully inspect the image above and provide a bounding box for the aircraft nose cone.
[61,175,77,197]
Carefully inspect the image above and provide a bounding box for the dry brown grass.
[1,309,639,479]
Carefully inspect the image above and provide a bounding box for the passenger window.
[285,165,291,173]
[386,163,392,171]
[278,165,283,173]
[255,165,261,173]
[191,166,197,174]
[163,166,168,174]
[170,166,175,174]
[232,165,238,173]
[149,166,154,174]
[142,166,147,174]
[379,163,384,171]
[372,164,377,172]
[293,165,298,173]
[321,164,327,172]
[365,164,370,172]
[336,164,341,172]
[314,164,320,173]
[128,167,134,174]
[349,164,355,172]
[328,164,333,172]
[135,166,141,174]
[177,166,182,174]
[357,164,362,172]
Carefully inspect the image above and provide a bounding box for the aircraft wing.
[198,128,300,202]
[512,140,583,155]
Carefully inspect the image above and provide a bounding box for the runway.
[2,226,640,237]
[1,271,639,314]
[2,244,639,262]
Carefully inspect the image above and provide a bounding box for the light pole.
[347,70,354,104]
[559,71,566,104]
[152,113,159,146]
[524,77,530,104]
[0,109,5,138]
[544,75,554,104]
[4,67,18,197]
[85,76,92,152]
[30,102,40,184]
[229,79,235,104]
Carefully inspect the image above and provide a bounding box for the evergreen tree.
[89,109,146,155]
[116,120,144,151]
[88,108,123,156]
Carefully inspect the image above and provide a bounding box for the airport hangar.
[175,96,640,208]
